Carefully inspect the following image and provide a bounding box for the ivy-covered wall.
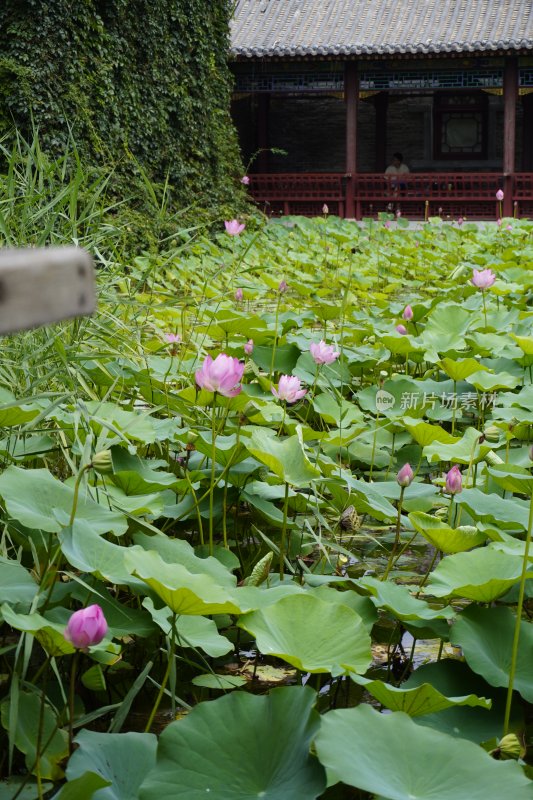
[0,0,243,210]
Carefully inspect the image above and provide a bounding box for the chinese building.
[230,0,533,218]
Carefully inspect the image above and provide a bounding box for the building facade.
[230,0,533,219]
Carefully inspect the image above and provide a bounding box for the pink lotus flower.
[383,220,391,229]
[445,465,462,495]
[278,280,288,293]
[272,375,307,404]
[244,339,254,355]
[506,224,512,231]
[241,176,250,185]
[195,354,245,397]
[471,269,496,290]
[164,333,181,344]
[396,463,414,488]
[457,217,464,226]
[497,218,502,227]
[310,340,340,365]
[402,305,413,321]
[496,189,504,201]
[224,219,245,236]
[396,324,408,335]
[65,605,108,650]
[234,288,243,302]
[322,204,329,215]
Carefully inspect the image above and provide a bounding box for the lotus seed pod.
[340,505,361,531]
[91,450,113,475]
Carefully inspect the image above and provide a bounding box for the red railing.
[248,172,533,220]
[249,173,344,217]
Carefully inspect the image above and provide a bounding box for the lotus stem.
[503,489,533,735]
[383,485,405,580]
[279,482,290,580]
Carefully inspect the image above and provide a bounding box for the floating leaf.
[191,674,247,690]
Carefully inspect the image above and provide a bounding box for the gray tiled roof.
[231,0,533,58]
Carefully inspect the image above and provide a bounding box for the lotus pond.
[2,212,533,799]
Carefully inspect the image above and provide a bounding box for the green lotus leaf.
[0,466,127,537]
[486,463,533,495]
[357,575,455,621]
[409,511,487,553]
[401,417,458,447]
[238,594,372,676]
[351,674,491,716]
[139,687,326,800]
[66,730,157,800]
[0,604,75,657]
[404,658,520,743]
[423,426,493,464]
[427,545,532,601]
[467,370,520,392]
[315,704,532,800]
[453,604,533,702]
[142,598,233,657]
[456,488,530,530]
[0,691,68,781]
[244,425,321,486]
[125,548,242,615]
[191,674,247,690]
[0,557,37,611]
[438,357,488,382]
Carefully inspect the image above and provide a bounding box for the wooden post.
[345,61,358,219]
[0,248,95,335]
[257,93,270,173]
[503,57,518,218]
[374,92,388,172]
[521,93,533,171]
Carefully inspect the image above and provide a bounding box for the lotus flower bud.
[234,288,243,302]
[91,450,113,475]
[65,605,108,650]
[244,338,254,355]
[445,465,462,495]
[396,324,408,335]
[490,733,522,761]
[496,189,504,201]
[396,463,414,488]
[402,305,413,321]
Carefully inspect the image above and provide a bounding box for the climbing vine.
[0,0,243,213]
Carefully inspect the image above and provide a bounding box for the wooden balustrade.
[248,172,533,220]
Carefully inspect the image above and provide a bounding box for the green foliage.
[0,0,244,220]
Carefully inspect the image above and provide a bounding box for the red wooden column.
[502,58,518,217]
[345,61,359,219]
[257,93,270,173]
[374,92,388,172]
